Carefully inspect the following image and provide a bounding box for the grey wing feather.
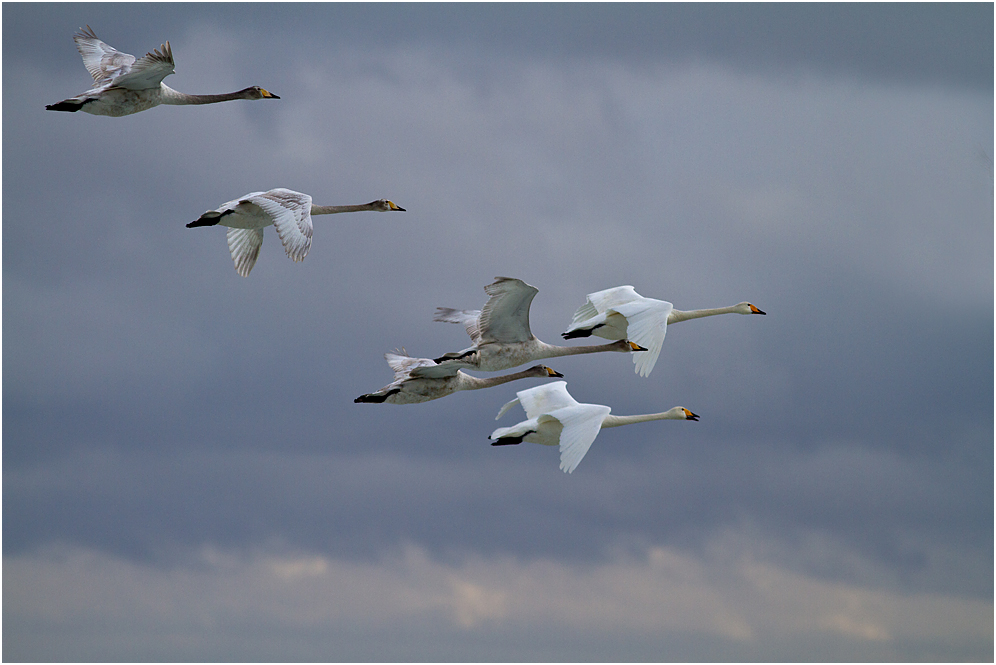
[477,276,538,343]
[112,42,175,90]
[73,26,136,83]
[433,308,483,343]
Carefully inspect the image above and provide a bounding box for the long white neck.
[668,305,742,324]
[310,203,378,215]
[536,339,633,359]
[601,408,686,428]
[160,85,256,105]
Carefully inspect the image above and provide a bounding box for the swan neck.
[160,85,254,105]
[601,412,676,428]
[310,204,373,215]
[541,340,628,358]
[668,306,739,323]
[463,369,540,390]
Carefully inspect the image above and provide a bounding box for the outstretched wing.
[247,189,314,263]
[112,41,175,90]
[433,308,483,344]
[477,276,538,343]
[611,299,672,377]
[73,26,136,84]
[227,227,264,277]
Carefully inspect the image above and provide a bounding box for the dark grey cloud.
[3,3,992,661]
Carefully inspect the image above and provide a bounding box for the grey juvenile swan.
[46,26,279,116]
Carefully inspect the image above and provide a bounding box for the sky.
[3,2,993,661]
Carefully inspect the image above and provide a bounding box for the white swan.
[187,188,405,276]
[354,351,564,404]
[562,286,766,377]
[489,381,698,473]
[46,26,279,116]
[433,277,646,372]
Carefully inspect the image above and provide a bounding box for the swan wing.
[478,277,538,343]
[246,189,314,263]
[409,362,463,379]
[570,285,642,326]
[551,404,612,474]
[611,299,672,377]
[226,227,264,277]
[73,26,136,84]
[514,381,578,420]
[385,352,431,378]
[112,42,175,90]
[433,308,483,344]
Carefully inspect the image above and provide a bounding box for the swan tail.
[186,210,227,228]
[561,326,595,340]
[46,99,88,112]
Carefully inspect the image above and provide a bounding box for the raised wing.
[433,308,482,344]
[248,189,314,263]
[569,285,642,327]
[112,42,175,90]
[73,26,136,84]
[513,381,579,421]
[477,276,539,344]
[553,403,612,474]
[227,227,264,277]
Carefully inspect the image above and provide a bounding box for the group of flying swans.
[46,26,279,116]
[354,351,563,405]
[432,277,646,372]
[490,381,699,474]
[187,188,405,277]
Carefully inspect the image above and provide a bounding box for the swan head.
[526,365,564,378]
[666,407,699,421]
[367,199,406,212]
[614,340,648,352]
[736,302,766,315]
[241,86,280,100]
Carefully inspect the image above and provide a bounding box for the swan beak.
[749,304,766,315]
[547,368,564,377]
[388,201,406,211]
[683,409,699,421]
[260,89,280,99]
[628,341,648,351]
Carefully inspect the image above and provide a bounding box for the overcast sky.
[3,3,993,661]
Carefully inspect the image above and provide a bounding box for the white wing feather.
[226,228,264,277]
[552,403,612,474]
[249,189,314,263]
[73,26,135,83]
[433,308,483,343]
[477,277,538,343]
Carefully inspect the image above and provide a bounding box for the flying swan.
[489,381,698,473]
[433,277,646,372]
[561,286,766,377]
[187,188,405,276]
[354,351,564,405]
[46,26,279,116]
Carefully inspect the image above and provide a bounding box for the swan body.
[46,26,279,116]
[562,286,766,376]
[489,381,698,473]
[354,351,563,405]
[186,188,405,276]
[433,277,645,372]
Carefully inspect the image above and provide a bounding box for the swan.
[489,381,698,473]
[433,277,646,372]
[354,351,564,404]
[186,188,405,276]
[46,26,279,116]
[561,286,765,377]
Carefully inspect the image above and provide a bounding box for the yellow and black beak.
[684,409,700,421]
[260,88,280,99]
[388,201,406,211]
[749,304,766,315]
[628,341,648,351]
[546,367,565,377]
